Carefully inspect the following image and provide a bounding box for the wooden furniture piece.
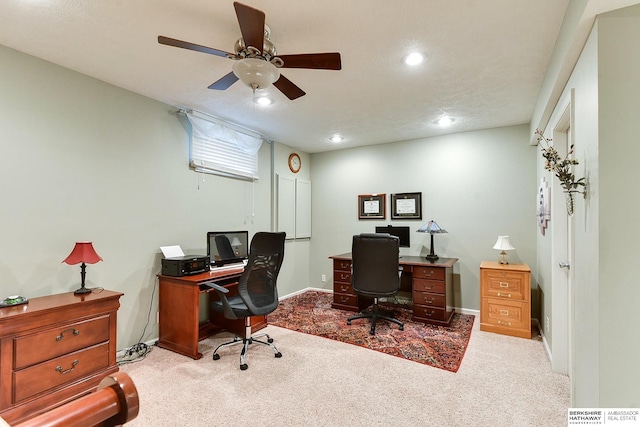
[11,372,138,427]
[0,290,122,425]
[329,253,458,326]
[157,267,267,360]
[480,261,531,338]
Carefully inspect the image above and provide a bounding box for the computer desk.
[157,266,266,359]
[329,253,458,326]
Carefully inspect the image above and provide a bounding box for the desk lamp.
[230,237,243,256]
[493,236,515,264]
[63,242,103,295]
[417,220,447,261]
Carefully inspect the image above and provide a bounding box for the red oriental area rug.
[268,291,474,373]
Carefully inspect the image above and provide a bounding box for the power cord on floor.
[117,279,158,366]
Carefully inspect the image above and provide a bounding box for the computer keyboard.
[210,262,246,271]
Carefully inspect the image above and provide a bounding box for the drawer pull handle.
[341,274,348,280]
[497,292,512,298]
[497,320,512,326]
[422,271,434,277]
[499,282,509,288]
[55,360,79,375]
[56,328,80,341]
[499,310,510,316]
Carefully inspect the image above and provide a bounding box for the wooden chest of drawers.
[480,261,531,338]
[0,290,122,424]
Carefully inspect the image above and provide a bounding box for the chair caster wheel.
[369,330,375,335]
[399,325,404,331]
[275,352,282,358]
[267,338,274,343]
[213,353,220,361]
[240,364,248,370]
[347,321,351,325]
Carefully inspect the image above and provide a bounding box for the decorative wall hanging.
[358,194,385,219]
[537,177,550,235]
[391,192,422,220]
[536,129,586,216]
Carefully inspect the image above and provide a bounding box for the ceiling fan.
[158,1,342,100]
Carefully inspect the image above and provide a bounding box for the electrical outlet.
[546,316,550,332]
[321,274,327,282]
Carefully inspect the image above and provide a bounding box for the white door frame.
[548,90,575,377]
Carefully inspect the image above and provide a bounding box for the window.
[186,111,263,181]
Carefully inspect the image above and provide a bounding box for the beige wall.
[537,3,640,407]
[309,125,538,312]
[0,44,312,351]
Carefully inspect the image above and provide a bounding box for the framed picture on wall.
[391,192,422,220]
[358,194,386,219]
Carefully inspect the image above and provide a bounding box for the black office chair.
[206,232,286,370]
[347,233,404,335]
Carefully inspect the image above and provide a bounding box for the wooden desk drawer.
[14,316,110,369]
[334,270,351,283]
[334,283,355,295]
[413,278,445,294]
[413,292,445,308]
[481,270,527,300]
[413,305,447,321]
[13,342,110,403]
[333,260,352,272]
[333,293,357,307]
[481,298,528,331]
[413,266,445,281]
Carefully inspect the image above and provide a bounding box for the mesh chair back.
[237,232,286,316]
[351,233,400,297]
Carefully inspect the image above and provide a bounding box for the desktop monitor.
[375,225,410,248]
[207,231,249,266]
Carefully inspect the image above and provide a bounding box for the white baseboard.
[280,287,331,300]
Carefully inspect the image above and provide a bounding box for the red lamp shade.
[62,242,103,265]
[63,242,102,295]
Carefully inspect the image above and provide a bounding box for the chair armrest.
[202,281,229,294]
[202,280,237,319]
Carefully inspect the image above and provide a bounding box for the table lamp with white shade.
[493,236,515,265]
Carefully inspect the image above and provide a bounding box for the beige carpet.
[120,318,569,426]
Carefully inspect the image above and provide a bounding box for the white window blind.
[186,111,263,181]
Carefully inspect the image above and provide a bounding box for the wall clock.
[288,153,301,173]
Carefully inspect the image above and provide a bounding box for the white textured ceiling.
[0,0,572,153]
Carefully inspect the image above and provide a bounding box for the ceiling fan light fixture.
[255,96,273,106]
[232,58,280,91]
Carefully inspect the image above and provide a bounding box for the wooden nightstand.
[480,261,531,338]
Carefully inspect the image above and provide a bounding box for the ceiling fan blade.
[278,53,342,70]
[273,75,306,100]
[158,36,231,58]
[233,2,265,52]
[208,72,239,90]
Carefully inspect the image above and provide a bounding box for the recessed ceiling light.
[403,52,425,66]
[255,96,273,106]
[437,116,455,127]
[330,135,344,143]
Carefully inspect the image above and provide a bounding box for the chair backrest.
[351,233,400,297]
[215,235,236,260]
[237,232,286,316]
